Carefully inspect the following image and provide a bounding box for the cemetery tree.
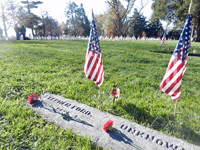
[151,0,200,42]
[76,3,90,36]
[64,1,80,36]
[40,10,48,36]
[18,6,41,35]
[128,9,147,39]
[145,19,163,38]
[64,2,90,36]
[168,29,182,40]
[106,0,135,37]
[52,21,62,37]
[0,0,18,37]
[8,0,18,25]
[95,14,106,36]
[44,16,55,36]
[20,0,43,35]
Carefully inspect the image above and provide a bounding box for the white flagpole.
[174,100,177,116]
[99,87,101,102]
[174,0,192,116]
[188,0,193,14]
[92,9,101,101]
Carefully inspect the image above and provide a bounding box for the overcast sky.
[5,0,153,36]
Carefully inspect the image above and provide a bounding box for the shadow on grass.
[151,51,200,57]
[168,123,200,146]
[116,101,200,146]
[117,101,173,130]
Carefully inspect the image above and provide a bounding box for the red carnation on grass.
[103,120,114,131]
[28,94,39,103]
[159,52,161,53]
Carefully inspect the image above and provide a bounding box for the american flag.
[111,82,120,102]
[84,19,104,87]
[161,30,167,46]
[160,14,192,101]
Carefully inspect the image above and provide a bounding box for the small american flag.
[110,82,120,102]
[84,19,104,87]
[161,30,167,46]
[160,14,192,101]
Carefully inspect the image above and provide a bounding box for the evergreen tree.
[151,0,200,42]
[128,9,147,39]
[76,3,90,36]
[64,2,90,36]
[145,19,163,38]
[65,1,79,36]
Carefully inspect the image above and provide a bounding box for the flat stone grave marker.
[25,92,200,150]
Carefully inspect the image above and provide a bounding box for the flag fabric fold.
[84,19,104,87]
[160,14,192,101]
[161,29,167,46]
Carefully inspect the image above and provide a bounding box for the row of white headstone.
[0,35,191,42]
[32,35,163,41]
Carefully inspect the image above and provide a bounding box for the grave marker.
[25,92,200,150]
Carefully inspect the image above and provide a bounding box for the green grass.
[0,39,200,149]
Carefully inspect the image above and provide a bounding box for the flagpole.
[188,0,193,14]
[173,0,192,116]
[92,9,101,102]
[92,9,94,20]
[174,100,177,116]
[99,86,101,102]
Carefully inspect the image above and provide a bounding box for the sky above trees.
[4,0,153,37]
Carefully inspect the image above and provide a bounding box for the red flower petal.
[28,94,39,103]
[103,120,113,131]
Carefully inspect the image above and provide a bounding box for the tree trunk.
[31,26,34,36]
[2,18,8,37]
[1,2,8,37]
[192,17,200,42]
[43,24,46,36]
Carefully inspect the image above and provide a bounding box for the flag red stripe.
[85,50,92,75]
[93,58,103,82]
[87,55,100,79]
[95,68,104,86]
[85,51,104,87]
[160,58,184,89]
[160,56,186,100]
[163,73,182,94]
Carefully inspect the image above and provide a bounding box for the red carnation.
[28,94,39,103]
[103,120,114,131]
[102,120,143,149]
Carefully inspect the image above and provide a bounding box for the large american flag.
[84,19,104,87]
[160,14,192,101]
[161,30,167,46]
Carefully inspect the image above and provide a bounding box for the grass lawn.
[0,39,200,149]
